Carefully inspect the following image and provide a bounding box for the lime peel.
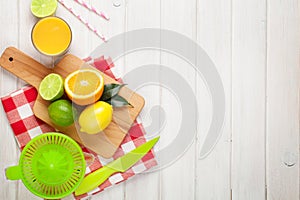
[48,99,77,127]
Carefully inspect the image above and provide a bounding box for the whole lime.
[48,99,77,127]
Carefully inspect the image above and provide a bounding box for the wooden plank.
[16,0,45,198]
[196,0,232,199]
[1,0,299,200]
[231,0,267,199]
[58,0,124,199]
[160,0,196,199]
[266,0,300,199]
[0,0,21,199]
[124,0,161,199]
[16,0,92,198]
[88,0,127,199]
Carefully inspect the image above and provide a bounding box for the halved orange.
[64,69,104,105]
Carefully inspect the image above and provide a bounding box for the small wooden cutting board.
[0,47,145,158]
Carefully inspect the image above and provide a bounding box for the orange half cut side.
[64,68,104,105]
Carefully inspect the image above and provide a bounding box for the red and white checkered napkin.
[1,56,157,199]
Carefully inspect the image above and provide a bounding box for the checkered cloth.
[1,56,157,199]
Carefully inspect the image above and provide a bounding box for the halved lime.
[31,0,58,18]
[39,73,64,101]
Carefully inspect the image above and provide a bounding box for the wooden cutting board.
[0,47,145,158]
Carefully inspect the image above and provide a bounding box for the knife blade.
[75,136,160,196]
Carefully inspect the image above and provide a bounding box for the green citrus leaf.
[106,95,133,107]
[100,84,126,101]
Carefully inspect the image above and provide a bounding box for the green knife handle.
[75,166,118,196]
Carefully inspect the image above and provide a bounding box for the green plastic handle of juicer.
[6,165,22,180]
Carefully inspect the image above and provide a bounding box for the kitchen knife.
[75,136,160,196]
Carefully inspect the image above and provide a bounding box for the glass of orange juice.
[31,17,72,56]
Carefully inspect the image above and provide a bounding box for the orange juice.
[32,17,72,56]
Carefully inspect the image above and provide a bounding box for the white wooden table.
[0,0,299,199]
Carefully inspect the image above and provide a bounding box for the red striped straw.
[73,0,109,20]
[58,0,106,41]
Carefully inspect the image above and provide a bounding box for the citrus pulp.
[64,69,104,106]
[39,73,64,101]
[31,0,57,18]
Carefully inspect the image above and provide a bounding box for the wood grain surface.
[0,0,299,199]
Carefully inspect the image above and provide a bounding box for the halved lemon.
[64,69,104,105]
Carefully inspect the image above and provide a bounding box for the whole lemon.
[79,101,113,134]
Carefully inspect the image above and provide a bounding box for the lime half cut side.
[39,73,64,101]
[31,0,58,18]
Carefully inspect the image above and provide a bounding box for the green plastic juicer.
[5,132,86,199]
